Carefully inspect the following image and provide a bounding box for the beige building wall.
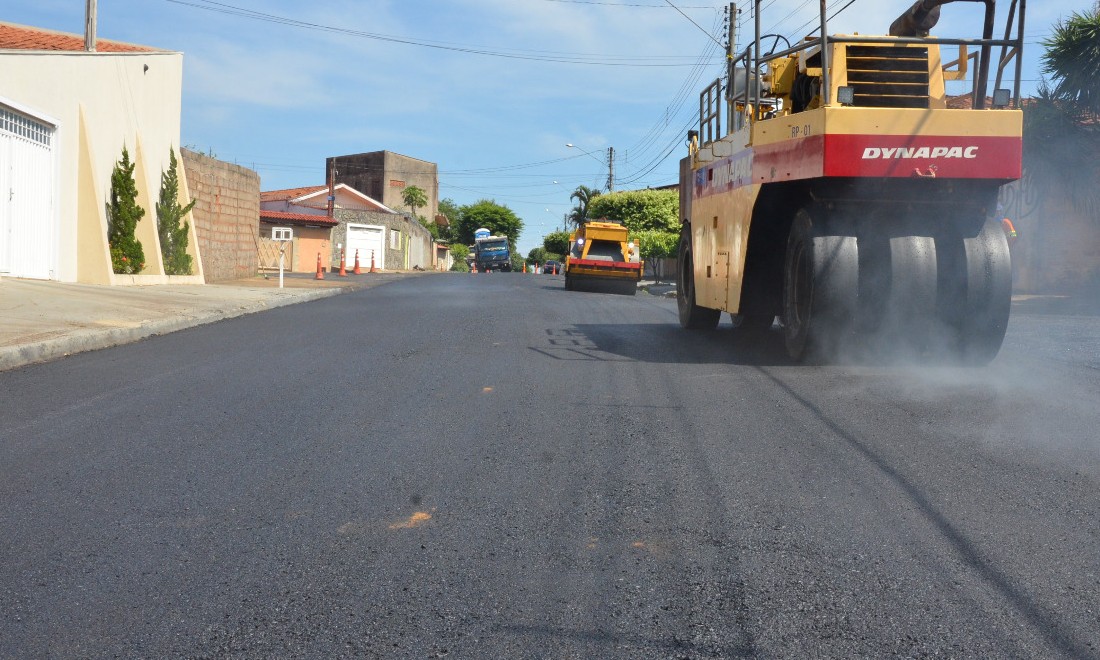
[0,49,188,283]
[329,151,439,223]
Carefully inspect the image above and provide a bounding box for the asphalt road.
[2,273,1098,658]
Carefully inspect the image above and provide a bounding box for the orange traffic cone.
[353,249,361,275]
[315,252,324,280]
[370,250,377,273]
[339,249,347,276]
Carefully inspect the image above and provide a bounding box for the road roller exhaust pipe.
[890,0,955,37]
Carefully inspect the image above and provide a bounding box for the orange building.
[258,210,336,273]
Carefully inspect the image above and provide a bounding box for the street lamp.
[566,143,614,191]
[565,143,603,164]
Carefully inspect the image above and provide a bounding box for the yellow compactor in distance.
[564,221,642,296]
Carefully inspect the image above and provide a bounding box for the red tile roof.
[260,210,337,227]
[0,22,160,53]
[260,185,327,202]
[945,94,1034,110]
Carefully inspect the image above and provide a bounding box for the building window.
[389,179,406,188]
[390,229,402,249]
[0,107,52,147]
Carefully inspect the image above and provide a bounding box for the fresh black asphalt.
[1,273,1098,658]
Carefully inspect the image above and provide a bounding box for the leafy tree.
[437,198,462,243]
[449,243,470,272]
[107,146,145,274]
[568,185,600,229]
[438,198,461,223]
[402,185,428,223]
[156,148,196,275]
[543,231,571,256]
[527,247,552,265]
[419,215,442,241]
[587,189,679,233]
[454,199,524,246]
[634,230,680,283]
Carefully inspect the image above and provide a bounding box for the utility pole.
[607,146,615,192]
[728,3,737,56]
[327,159,335,218]
[84,0,97,52]
[726,3,737,131]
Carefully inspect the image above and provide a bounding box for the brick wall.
[181,148,260,282]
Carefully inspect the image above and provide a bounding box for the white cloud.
[185,41,331,108]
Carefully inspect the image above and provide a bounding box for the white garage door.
[0,106,56,280]
[346,224,384,270]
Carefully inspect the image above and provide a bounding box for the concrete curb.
[640,282,677,298]
[0,287,343,372]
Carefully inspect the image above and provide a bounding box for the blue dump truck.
[473,228,512,272]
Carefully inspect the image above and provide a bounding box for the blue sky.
[5,0,1086,254]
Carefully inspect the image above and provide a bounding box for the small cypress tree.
[107,146,145,274]
[156,148,196,275]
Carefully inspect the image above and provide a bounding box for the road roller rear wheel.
[937,217,1012,364]
[677,225,721,330]
[783,208,859,360]
[885,234,939,351]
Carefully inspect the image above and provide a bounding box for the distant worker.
[1001,217,1018,248]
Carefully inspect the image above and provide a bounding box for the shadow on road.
[757,370,1094,659]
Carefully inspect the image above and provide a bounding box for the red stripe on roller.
[823,134,1022,179]
[570,259,641,270]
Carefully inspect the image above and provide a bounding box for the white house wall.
[0,50,183,282]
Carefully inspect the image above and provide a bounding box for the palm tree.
[1041,7,1100,118]
[1025,7,1100,218]
[568,185,600,229]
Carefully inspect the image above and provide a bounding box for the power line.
[618,115,695,186]
[541,0,718,6]
[164,0,725,67]
[624,8,726,163]
[783,0,858,38]
[618,8,727,184]
[663,0,726,48]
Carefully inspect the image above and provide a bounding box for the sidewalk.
[639,280,677,297]
[0,271,423,372]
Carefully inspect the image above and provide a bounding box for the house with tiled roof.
[258,181,445,273]
[0,20,197,284]
[259,183,395,273]
[261,183,396,215]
